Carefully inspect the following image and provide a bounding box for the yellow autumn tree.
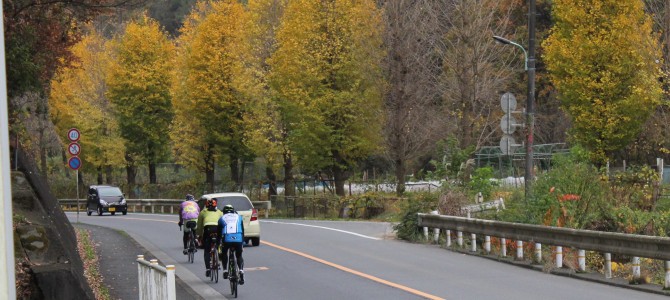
[269,0,385,196]
[49,26,125,181]
[243,0,288,197]
[543,0,662,164]
[171,1,251,191]
[107,15,175,185]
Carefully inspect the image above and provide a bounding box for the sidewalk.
[73,223,203,300]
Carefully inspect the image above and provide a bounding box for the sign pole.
[76,169,79,223]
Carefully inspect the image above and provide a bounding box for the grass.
[75,228,111,300]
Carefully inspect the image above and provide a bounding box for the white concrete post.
[471,233,477,252]
[484,236,491,254]
[665,261,670,289]
[431,210,439,243]
[446,230,452,247]
[515,240,523,260]
[166,265,176,300]
[555,246,563,268]
[632,257,641,282]
[604,253,612,279]
[423,226,428,239]
[578,249,586,272]
[501,238,507,257]
[534,243,542,263]
[457,231,463,247]
[150,259,158,298]
[137,255,145,299]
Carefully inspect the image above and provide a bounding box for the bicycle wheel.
[188,233,196,263]
[229,251,238,298]
[210,249,216,282]
[213,250,219,283]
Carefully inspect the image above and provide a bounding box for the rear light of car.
[251,208,258,221]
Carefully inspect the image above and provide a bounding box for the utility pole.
[526,0,537,199]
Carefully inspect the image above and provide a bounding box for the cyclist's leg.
[203,226,213,275]
[183,231,189,253]
[235,243,244,271]
[236,243,244,284]
[221,243,230,278]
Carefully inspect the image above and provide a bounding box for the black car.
[86,185,128,216]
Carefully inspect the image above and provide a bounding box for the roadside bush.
[393,192,439,241]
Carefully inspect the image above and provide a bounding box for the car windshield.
[217,196,253,211]
[98,187,123,197]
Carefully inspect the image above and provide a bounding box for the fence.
[137,255,175,300]
[58,199,271,218]
[418,213,670,289]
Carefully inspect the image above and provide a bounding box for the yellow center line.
[262,240,445,300]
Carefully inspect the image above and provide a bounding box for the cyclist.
[217,204,245,285]
[197,198,223,277]
[178,194,200,255]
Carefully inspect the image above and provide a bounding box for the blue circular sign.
[68,156,82,170]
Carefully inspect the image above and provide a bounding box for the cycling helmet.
[185,194,195,201]
[207,198,218,210]
[223,204,234,214]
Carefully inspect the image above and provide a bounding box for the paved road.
[67,212,670,300]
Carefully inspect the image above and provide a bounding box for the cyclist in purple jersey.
[178,194,200,254]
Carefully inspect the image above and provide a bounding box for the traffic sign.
[500,115,519,134]
[68,143,81,156]
[67,128,80,142]
[501,93,517,113]
[499,134,518,155]
[68,156,82,170]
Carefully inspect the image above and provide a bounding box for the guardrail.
[460,198,505,217]
[58,199,272,218]
[418,213,670,288]
[137,255,175,300]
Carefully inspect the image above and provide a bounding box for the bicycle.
[209,233,219,283]
[185,221,197,263]
[227,247,240,298]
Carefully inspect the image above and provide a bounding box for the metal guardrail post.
[516,240,523,260]
[534,243,542,263]
[632,257,641,282]
[605,253,612,279]
[471,233,477,252]
[446,230,452,248]
[665,261,670,288]
[555,246,563,268]
[484,236,491,254]
[578,249,586,272]
[457,231,463,247]
[501,238,507,257]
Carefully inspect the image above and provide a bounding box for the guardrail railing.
[418,213,670,289]
[137,255,175,300]
[58,199,272,218]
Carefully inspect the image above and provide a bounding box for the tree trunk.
[333,166,347,197]
[149,163,157,184]
[230,158,240,191]
[62,149,70,178]
[283,153,295,197]
[125,153,137,197]
[266,166,278,199]
[204,144,215,193]
[395,158,406,196]
[105,165,113,184]
[97,166,103,184]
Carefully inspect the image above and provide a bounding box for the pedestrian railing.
[137,255,175,300]
[58,199,271,218]
[418,213,670,289]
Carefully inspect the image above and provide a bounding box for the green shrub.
[393,192,439,241]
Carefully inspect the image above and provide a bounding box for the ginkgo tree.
[543,0,663,165]
[49,27,125,183]
[243,0,288,197]
[269,0,385,196]
[107,15,175,186]
[171,0,252,192]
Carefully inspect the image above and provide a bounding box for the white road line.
[262,220,381,240]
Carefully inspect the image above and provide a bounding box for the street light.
[493,34,536,200]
